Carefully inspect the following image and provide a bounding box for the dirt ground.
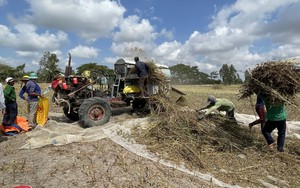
[1,85,300,188]
[1,111,300,188]
[0,112,217,188]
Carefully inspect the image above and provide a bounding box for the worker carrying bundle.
[240,59,300,152]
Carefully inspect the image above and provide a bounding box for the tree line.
[0,51,244,84]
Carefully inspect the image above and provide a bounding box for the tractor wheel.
[78,97,111,128]
[63,106,79,121]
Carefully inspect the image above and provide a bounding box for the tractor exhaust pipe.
[65,53,72,76]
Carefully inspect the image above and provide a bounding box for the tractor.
[51,54,172,128]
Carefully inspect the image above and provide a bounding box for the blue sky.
[1,0,300,76]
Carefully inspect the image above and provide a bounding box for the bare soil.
[1,112,300,188]
[0,114,215,188]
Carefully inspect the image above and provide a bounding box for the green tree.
[0,63,26,81]
[170,64,210,84]
[219,64,230,84]
[244,69,251,83]
[219,64,242,84]
[0,64,14,81]
[38,52,62,82]
[76,63,114,80]
[210,71,219,80]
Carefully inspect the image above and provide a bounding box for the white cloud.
[195,61,218,73]
[69,45,98,59]
[2,0,300,75]
[266,44,300,60]
[0,24,68,52]
[111,15,175,65]
[0,56,28,68]
[16,51,40,58]
[159,28,174,40]
[113,15,157,42]
[179,0,300,73]
[25,0,125,40]
[152,41,184,66]
[104,56,119,65]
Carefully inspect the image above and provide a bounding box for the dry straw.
[134,94,255,169]
[239,60,300,106]
[132,59,300,170]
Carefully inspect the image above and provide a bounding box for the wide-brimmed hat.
[5,77,15,83]
[29,72,38,79]
[21,75,29,81]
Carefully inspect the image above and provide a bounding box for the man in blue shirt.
[19,75,29,100]
[134,56,149,97]
[26,73,42,128]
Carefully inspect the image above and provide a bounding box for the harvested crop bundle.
[146,61,166,83]
[240,60,300,105]
[133,96,253,169]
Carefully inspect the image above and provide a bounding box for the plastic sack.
[36,97,49,126]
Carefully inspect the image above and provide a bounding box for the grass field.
[171,84,300,121]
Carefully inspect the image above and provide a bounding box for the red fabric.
[257,107,265,121]
[51,79,60,90]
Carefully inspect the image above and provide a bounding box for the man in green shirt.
[2,77,18,126]
[260,95,286,152]
[198,95,235,120]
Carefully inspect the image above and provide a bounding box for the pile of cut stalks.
[239,60,300,106]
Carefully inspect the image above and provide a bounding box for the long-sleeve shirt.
[205,98,235,115]
[19,85,27,100]
[3,84,16,103]
[0,83,5,109]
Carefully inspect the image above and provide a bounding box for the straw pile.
[146,61,167,84]
[240,60,300,105]
[133,98,254,169]
[129,60,166,83]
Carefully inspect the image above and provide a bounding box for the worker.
[197,95,235,120]
[260,95,286,152]
[0,82,5,114]
[134,56,149,97]
[249,95,266,130]
[26,73,42,129]
[19,75,30,100]
[2,77,18,126]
